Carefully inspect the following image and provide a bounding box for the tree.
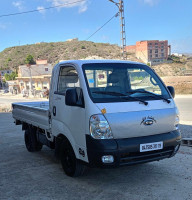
[25,54,35,65]
[4,74,10,81]
[4,72,17,81]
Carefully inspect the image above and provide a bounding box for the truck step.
[181,138,192,147]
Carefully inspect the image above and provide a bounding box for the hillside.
[0,41,124,70]
[153,55,192,76]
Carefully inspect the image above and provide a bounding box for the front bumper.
[86,130,181,168]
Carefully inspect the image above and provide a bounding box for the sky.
[0,0,191,53]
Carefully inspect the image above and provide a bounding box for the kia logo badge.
[141,116,156,126]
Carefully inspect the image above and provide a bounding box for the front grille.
[120,147,174,166]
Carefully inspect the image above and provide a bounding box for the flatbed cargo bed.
[12,101,50,130]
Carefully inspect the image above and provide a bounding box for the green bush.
[25,54,35,65]
[4,72,17,81]
[133,76,143,81]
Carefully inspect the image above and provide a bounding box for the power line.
[86,12,119,41]
[0,0,86,18]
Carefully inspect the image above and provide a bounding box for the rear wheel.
[24,126,43,152]
[60,140,86,177]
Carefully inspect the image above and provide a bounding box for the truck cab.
[12,60,181,177]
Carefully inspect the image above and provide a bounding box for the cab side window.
[57,66,80,94]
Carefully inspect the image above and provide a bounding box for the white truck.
[12,60,181,177]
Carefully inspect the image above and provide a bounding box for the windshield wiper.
[128,89,171,104]
[120,96,148,106]
[92,91,148,106]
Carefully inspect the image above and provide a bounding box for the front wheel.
[60,140,86,177]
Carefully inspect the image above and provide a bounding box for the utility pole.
[109,0,127,60]
[27,64,33,97]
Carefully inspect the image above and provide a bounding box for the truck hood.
[96,100,178,139]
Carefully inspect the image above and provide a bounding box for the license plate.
[140,141,163,152]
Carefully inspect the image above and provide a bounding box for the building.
[172,53,183,57]
[0,69,12,76]
[168,45,171,56]
[7,80,20,94]
[126,40,170,65]
[136,40,169,65]
[17,60,53,91]
[0,71,2,88]
[0,69,12,89]
[67,38,78,42]
[125,45,136,53]
[36,59,48,65]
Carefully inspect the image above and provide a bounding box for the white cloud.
[37,6,46,14]
[142,0,160,6]
[12,1,24,10]
[48,0,88,13]
[78,1,88,13]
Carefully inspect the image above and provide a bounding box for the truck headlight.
[90,114,113,139]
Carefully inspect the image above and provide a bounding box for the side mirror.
[65,88,84,108]
[65,88,77,106]
[167,86,175,98]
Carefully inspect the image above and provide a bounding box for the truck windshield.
[82,63,170,103]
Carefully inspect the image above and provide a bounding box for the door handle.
[53,106,56,116]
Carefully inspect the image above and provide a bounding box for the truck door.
[51,65,87,161]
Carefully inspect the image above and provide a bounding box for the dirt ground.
[162,76,192,94]
[0,112,192,200]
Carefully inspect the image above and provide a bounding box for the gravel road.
[0,113,192,200]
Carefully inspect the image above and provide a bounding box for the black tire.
[36,141,43,151]
[60,140,86,177]
[24,127,43,152]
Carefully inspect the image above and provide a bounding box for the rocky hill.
[0,41,125,70]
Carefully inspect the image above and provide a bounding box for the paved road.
[175,95,192,122]
[0,97,33,104]
[0,95,45,105]
[0,113,192,200]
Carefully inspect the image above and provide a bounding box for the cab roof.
[58,59,146,67]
